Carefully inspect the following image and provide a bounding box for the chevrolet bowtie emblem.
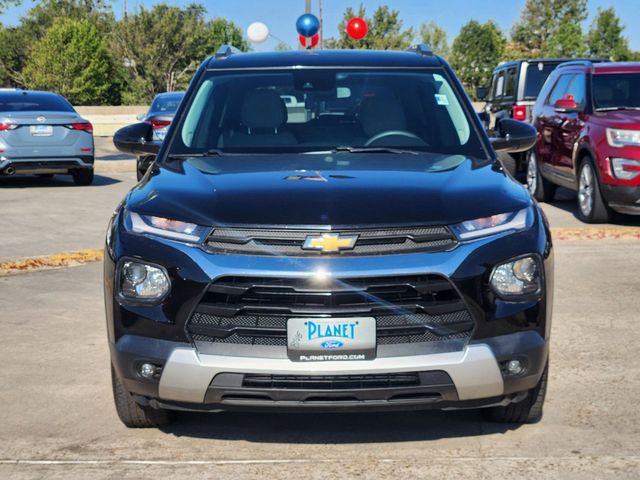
[302,233,358,253]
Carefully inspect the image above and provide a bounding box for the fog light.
[490,255,541,298]
[139,363,157,379]
[506,359,524,375]
[119,260,170,302]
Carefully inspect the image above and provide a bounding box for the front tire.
[483,364,548,424]
[526,149,556,202]
[72,168,94,186]
[577,159,611,223]
[111,367,174,428]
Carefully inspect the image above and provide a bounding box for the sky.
[1,0,639,51]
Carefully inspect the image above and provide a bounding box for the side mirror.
[489,118,537,153]
[476,86,488,101]
[135,113,146,121]
[113,122,160,156]
[554,95,580,113]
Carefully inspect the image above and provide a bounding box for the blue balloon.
[296,13,320,37]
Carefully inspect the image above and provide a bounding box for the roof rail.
[215,45,240,59]
[557,58,609,69]
[407,43,434,57]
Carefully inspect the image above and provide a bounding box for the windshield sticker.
[435,94,449,106]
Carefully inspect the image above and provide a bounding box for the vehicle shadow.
[97,153,135,161]
[161,409,521,443]
[0,173,122,188]
[550,187,640,227]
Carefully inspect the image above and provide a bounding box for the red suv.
[528,61,640,222]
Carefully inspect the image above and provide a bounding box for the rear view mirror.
[489,118,537,153]
[554,95,580,113]
[476,86,488,101]
[113,122,160,156]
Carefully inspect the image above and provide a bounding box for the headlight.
[611,158,640,180]
[451,208,530,240]
[119,260,170,302]
[607,128,640,148]
[490,256,541,298]
[124,210,209,243]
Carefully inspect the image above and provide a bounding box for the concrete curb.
[0,249,103,276]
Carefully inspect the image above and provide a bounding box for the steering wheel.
[365,130,423,147]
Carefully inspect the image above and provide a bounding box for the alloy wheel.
[578,163,594,217]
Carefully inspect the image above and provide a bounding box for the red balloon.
[298,33,319,48]
[346,17,368,40]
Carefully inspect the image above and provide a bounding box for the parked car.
[528,60,640,222]
[479,58,606,176]
[107,45,552,428]
[135,91,185,180]
[0,89,94,185]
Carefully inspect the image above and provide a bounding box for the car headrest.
[241,89,287,130]
[359,96,407,137]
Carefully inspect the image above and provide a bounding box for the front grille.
[187,275,474,350]
[241,373,420,390]
[204,226,457,256]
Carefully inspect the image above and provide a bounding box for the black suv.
[107,45,552,428]
[480,58,606,175]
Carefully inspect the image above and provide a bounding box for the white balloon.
[247,22,269,43]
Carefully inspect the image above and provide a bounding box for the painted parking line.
[1,227,638,276]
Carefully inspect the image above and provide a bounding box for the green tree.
[0,0,20,13]
[22,18,122,105]
[0,27,31,86]
[419,21,449,58]
[587,7,630,60]
[324,4,413,50]
[511,0,588,57]
[274,41,293,51]
[450,20,505,97]
[113,4,247,104]
[0,0,114,87]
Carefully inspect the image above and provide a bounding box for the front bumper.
[601,184,640,214]
[111,330,547,411]
[106,205,553,412]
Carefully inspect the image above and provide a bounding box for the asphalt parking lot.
[1,140,639,479]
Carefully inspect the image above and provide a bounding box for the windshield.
[169,69,484,157]
[0,92,74,112]
[524,63,559,99]
[593,73,640,110]
[150,93,184,114]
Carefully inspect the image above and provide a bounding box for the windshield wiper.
[595,106,640,112]
[331,146,420,155]
[166,149,226,159]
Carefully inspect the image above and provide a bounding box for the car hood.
[127,153,531,228]
[591,110,640,128]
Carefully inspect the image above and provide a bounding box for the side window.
[547,74,573,106]
[493,70,505,99]
[504,68,517,98]
[565,73,586,107]
[488,73,498,101]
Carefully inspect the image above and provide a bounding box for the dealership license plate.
[287,317,376,362]
[30,125,53,137]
